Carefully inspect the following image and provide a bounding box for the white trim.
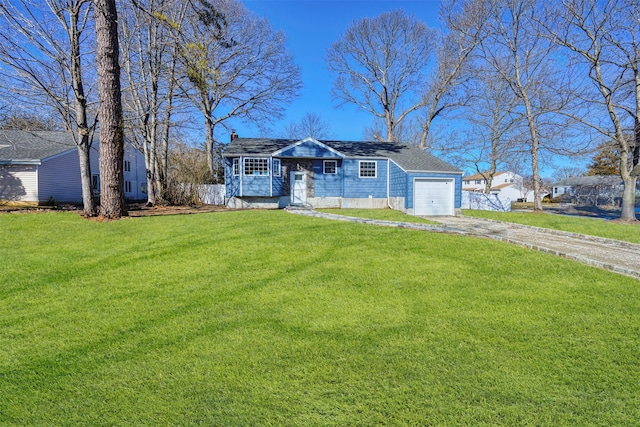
[35,164,40,201]
[388,159,406,173]
[232,158,240,176]
[405,169,464,175]
[323,159,337,174]
[358,160,377,178]
[272,158,281,177]
[387,159,390,198]
[239,156,243,196]
[271,137,345,158]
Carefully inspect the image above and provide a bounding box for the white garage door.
[414,178,454,216]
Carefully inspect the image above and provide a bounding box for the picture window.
[244,158,269,176]
[359,161,376,178]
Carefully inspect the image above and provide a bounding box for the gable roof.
[463,171,512,181]
[271,137,345,158]
[224,137,461,173]
[0,130,77,164]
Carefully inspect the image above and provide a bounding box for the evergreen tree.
[586,140,621,176]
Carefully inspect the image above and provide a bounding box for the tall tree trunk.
[95,0,126,218]
[76,141,95,214]
[69,2,97,216]
[523,99,543,212]
[157,44,178,200]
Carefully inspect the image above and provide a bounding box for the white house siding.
[123,145,146,200]
[490,185,519,205]
[0,165,39,202]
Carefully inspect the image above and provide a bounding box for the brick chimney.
[230,131,238,142]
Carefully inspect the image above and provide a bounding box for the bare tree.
[455,67,523,193]
[0,110,61,131]
[176,0,301,178]
[478,0,568,212]
[544,0,639,221]
[284,112,334,140]
[551,165,586,182]
[326,10,436,143]
[417,0,488,150]
[0,0,98,216]
[95,0,126,218]
[120,0,187,206]
[362,116,423,144]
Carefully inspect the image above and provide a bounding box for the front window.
[244,158,269,176]
[233,158,239,176]
[359,161,376,178]
[273,159,281,177]
[324,160,337,174]
[124,160,131,172]
[125,181,131,193]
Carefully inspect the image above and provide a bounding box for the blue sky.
[236,0,443,141]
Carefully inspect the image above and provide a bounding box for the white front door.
[291,171,307,205]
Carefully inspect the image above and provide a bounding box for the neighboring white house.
[462,171,534,204]
[0,129,146,204]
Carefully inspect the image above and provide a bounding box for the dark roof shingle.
[223,137,460,173]
[0,130,76,163]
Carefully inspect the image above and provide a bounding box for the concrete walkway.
[286,208,640,280]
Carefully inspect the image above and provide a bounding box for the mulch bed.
[0,203,230,217]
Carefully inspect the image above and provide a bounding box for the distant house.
[462,171,534,204]
[223,137,463,216]
[0,130,146,204]
[552,175,624,206]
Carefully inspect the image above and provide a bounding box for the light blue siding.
[389,161,406,198]
[313,159,342,197]
[405,173,462,209]
[342,159,388,198]
[225,158,240,198]
[278,140,341,159]
[242,175,271,196]
[272,160,284,196]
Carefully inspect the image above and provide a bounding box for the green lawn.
[464,209,640,244]
[1,211,639,425]
[316,208,437,224]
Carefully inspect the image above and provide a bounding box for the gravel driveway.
[288,209,640,280]
[430,216,640,280]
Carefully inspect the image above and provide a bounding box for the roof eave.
[0,160,41,165]
[405,169,463,174]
